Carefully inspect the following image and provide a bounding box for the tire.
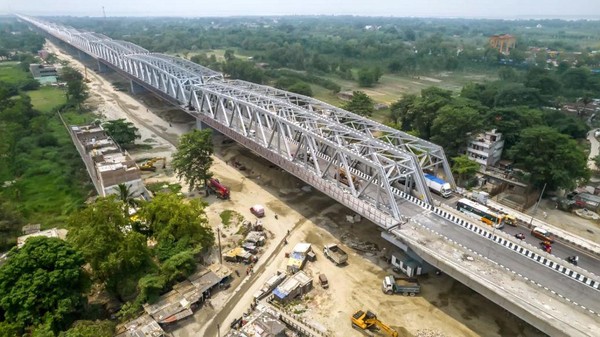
[409,292,416,297]
[402,292,408,296]
[385,290,392,295]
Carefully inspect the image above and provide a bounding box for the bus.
[456,198,505,229]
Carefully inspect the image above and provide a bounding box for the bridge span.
[17,15,600,336]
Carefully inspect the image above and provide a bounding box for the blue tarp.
[272,288,286,299]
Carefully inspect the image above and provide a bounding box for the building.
[466,129,505,168]
[115,314,168,337]
[69,124,146,197]
[489,34,516,55]
[29,63,57,78]
[17,228,68,248]
[272,271,313,303]
[226,304,289,337]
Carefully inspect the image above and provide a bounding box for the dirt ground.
[47,40,546,337]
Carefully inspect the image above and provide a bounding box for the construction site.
[45,39,554,337]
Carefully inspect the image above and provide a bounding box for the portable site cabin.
[391,253,423,277]
[272,271,313,303]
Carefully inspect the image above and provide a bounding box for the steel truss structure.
[19,15,455,227]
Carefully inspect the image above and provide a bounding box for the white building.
[466,129,505,167]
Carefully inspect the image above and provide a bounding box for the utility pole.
[529,182,547,228]
[217,323,220,337]
[217,227,222,265]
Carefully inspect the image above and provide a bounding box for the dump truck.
[323,243,348,265]
[381,275,420,296]
[423,173,452,198]
[351,310,398,337]
[208,178,230,199]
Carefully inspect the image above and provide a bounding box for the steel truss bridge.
[18,15,600,336]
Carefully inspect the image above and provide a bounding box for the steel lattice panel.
[18,14,453,224]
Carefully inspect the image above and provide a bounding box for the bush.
[37,134,59,147]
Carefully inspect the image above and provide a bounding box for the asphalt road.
[432,194,600,276]
[413,210,600,314]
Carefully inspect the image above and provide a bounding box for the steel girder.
[121,53,222,102]
[225,80,456,188]
[18,14,449,214]
[189,81,433,221]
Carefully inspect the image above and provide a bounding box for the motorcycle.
[567,255,579,266]
[515,233,525,240]
[540,241,552,253]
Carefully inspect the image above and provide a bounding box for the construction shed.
[189,264,232,297]
[223,247,254,263]
[142,280,201,325]
[272,271,313,303]
[245,231,266,246]
[115,314,167,337]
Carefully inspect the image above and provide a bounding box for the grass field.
[27,86,66,112]
[0,75,95,239]
[310,70,497,123]
[1,109,95,228]
[0,62,29,84]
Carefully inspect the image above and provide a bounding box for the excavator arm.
[372,319,398,337]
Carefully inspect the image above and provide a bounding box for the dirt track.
[47,39,546,337]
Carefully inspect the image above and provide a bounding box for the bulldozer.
[140,157,166,172]
[351,310,398,337]
[335,168,361,189]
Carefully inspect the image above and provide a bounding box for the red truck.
[208,178,230,199]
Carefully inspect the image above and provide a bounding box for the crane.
[351,310,398,337]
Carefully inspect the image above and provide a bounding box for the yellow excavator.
[351,310,398,337]
[140,157,166,172]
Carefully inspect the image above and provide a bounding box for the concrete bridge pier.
[96,60,110,73]
[130,80,147,94]
[195,117,223,136]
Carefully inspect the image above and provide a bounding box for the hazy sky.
[2,0,600,18]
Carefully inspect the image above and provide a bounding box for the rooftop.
[17,228,68,248]
[115,314,166,337]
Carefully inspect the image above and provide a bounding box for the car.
[250,204,265,218]
[531,227,555,243]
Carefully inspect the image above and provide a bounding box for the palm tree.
[114,183,138,213]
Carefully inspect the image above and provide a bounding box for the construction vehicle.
[335,168,360,188]
[208,178,230,199]
[351,310,398,337]
[381,275,420,296]
[140,157,166,172]
[323,243,348,265]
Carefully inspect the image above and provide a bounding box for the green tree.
[357,67,382,87]
[60,67,87,108]
[102,119,140,148]
[59,320,115,337]
[594,155,600,169]
[509,126,590,190]
[0,237,89,333]
[430,99,485,157]
[486,107,544,151]
[287,82,313,97]
[389,94,417,129]
[451,155,480,187]
[342,91,374,116]
[138,192,214,261]
[224,49,235,62]
[66,197,150,294]
[172,129,214,191]
[410,87,453,139]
